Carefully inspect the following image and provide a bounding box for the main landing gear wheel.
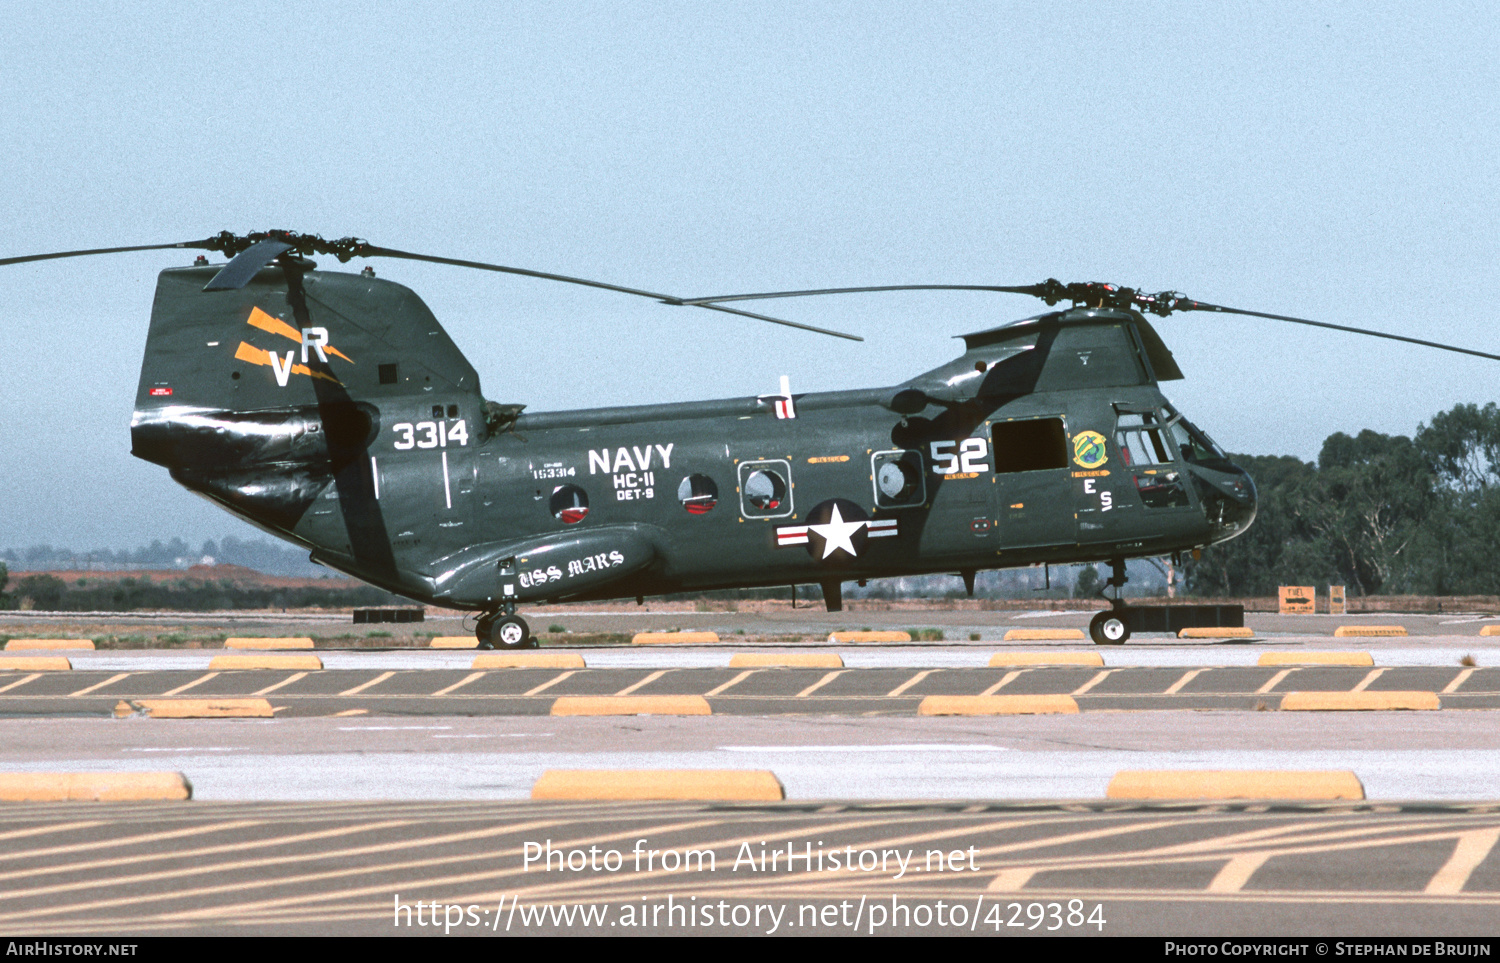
[1089,611,1129,646]
[477,614,533,650]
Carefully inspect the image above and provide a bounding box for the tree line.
[1187,402,1500,597]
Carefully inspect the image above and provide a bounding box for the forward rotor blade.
[203,239,295,291]
[679,284,1048,305]
[0,238,220,268]
[361,245,863,341]
[1180,300,1500,363]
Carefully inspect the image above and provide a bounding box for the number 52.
[930,438,989,474]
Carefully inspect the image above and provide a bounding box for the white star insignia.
[808,503,865,559]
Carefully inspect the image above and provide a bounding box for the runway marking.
[1071,670,1113,696]
[161,672,218,697]
[0,819,418,886]
[338,671,394,697]
[1352,668,1387,692]
[887,670,937,697]
[1207,852,1272,892]
[0,818,575,922]
[1443,668,1477,694]
[1256,668,1296,694]
[1164,669,1205,695]
[704,670,757,697]
[68,672,131,697]
[432,672,485,696]
[1425,828,1500,895]
[0,674,41,694]
[980,670,1024,695]
[523,671,575,696]
[796,670,846,697]
[987,868,1038,892]
[2,819,265,864]
[253,672,308,696]
[615,670,668,696]
[0,822,106,845]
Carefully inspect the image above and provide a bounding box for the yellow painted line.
[1164,669,1206,695]
[614,670,668,696]
[1259,652,1373,666]
[1333,625,1407,637]
[1071,670,1113,695]
[1208,852,1273,893]
[989,652,1103,667]
[551,696,711,716]
[119,699,274,719]
[339,671,395,697]
[333,709,368,717]
[728,653,843,668]
[253,672,308,696]
[918,695,1078,716]
[209,655,323,671]
[795,670,846,697]
[1481,626,1500,637]
[1002,629,1086,641]
[1350,668,1387,692]
[4,639,94,651]
[432,672,485,696]
[430,637,479,649]
[523,671,576,697]
[980,670,1025,696]
[223,637,314,650]
[1106,770,1365,801]
[472,653,586,669]
[631,632,720,645]
[1256,668,1296,694]
[161,672,218,697]
[1442,668,1477,695]
[68,673,130,697]
[704,670,756,697]
[828,631,910,643]
[532,769,783,801]
[1178,627,1255,638]
[0,674,41,694]
[886,670,937,697]
[0,658,71,672]
[1281,691,1440,711]
[0,773,191,802]
[1425,828,1500,895]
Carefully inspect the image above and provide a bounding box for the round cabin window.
[677,474,719,514]
[742,469,787,511]
[550,484,589,524]
[876,459,919,501]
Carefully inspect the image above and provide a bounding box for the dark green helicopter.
[7,231,1496,647]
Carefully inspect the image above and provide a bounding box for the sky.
[2,2,1498,548]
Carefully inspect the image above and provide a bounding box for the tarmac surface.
[1,608,1499,935]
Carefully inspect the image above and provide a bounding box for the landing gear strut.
[477,602,534,650]
[1089,557,1132,646]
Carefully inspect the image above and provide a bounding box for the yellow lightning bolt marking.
[233,342,342,385]
[245,307,354,364]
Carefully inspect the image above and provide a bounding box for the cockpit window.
[1160,405,1227,463]
[1115,412,1173,466]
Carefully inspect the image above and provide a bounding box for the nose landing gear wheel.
[1090,611,1129,646]
[477,614,534,649]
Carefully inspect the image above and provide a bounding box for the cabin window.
[738,460,793,518]
[677,474,719,514]
[991,418,1068,473]
[872,450,925,507]
[550,484,589,524]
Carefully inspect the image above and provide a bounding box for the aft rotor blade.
[1180,300,1500,363]
[0,238,220,268]
[679,283,1049,306]
[203,239,295,291]
[361,245,864,341]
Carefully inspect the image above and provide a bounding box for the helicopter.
[7,230,1498,648]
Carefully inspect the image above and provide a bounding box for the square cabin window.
[991,418,1068,473]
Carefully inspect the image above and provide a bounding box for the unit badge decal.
[1071,430,1108,469]
[775,498,897,562]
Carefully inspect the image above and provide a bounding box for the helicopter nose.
[1215,463,1258,536]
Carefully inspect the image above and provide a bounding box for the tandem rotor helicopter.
[7,230,1497,647]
